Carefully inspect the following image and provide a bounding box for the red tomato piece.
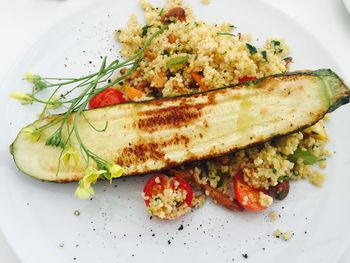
[238,76,257,83]
[143,174,193,207]
[88,87,126,109]
[143,174,167,206]
[233,171,268,211]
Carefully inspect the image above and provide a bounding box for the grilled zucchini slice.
[10,69,350,182]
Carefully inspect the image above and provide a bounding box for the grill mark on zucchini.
[138,104,202,132]
[116,134,190,166]
[138,93,218,132]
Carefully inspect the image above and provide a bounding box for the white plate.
[1,0,350,262]
[344,0,350,14]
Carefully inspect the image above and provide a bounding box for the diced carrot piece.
[190,72,208,91]
[125,86,145,101]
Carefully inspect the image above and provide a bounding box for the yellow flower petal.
[60,146,79,167]
[22,126,41,142]
[74,185,94,199]
[23,72,40,83]
[9,91,33,105]
[107,163,125,181]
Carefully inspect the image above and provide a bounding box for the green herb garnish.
[161,50,170,56]
[289,148,319,165]
[217,32,235,37]
[216,170,226,188]
[166,55,189,68]
[275,188,286,200]
[272,167,277,174]
[246,43,257,55]
[272,40,283,54]
[10,25,169,199]
[277,175,289,182]
[141,25,152,37]
[261,50,267,60]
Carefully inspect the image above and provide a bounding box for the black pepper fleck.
[167,240,171,245]
[242,254,248,259]
[178,224,184,231]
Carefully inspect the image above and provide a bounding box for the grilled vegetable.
[10,69,350,182]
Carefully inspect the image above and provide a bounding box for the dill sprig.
[10,25,168,199]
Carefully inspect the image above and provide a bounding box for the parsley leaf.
[141,25,152,37]
[261,50,267,60]
[272,40,283,54]
[246,43,257,55]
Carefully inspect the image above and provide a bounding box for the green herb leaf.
[272,40,283,54]
[277,175,289,182]
[161,50,170,56]
[216,170,227,188]
[159,8,164,16]
[217,32,235,37]
[275,188,286,200]
[141,25,152,37]
[289,148,319,165]
[166,55,189,68]
[246,43,257,55]
[272,167,277,174]
[261,50,267,60]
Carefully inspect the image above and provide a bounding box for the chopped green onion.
[166,56,189,68]
[217,32,235,37]
[261,50,267,60]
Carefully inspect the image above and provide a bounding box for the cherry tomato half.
[143,174,193,207]
[233,171,268,211]
[88,87,126,109]
[238,76,257,83]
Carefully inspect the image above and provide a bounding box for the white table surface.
[1,0,350,262]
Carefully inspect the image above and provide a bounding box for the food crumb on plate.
[268,210,278,221]
[273,229,294,241]
[201,0,210,5]
[74,210,80,216]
